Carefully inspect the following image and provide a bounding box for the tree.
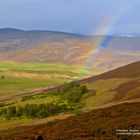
[6,106,16,119]
[1,76,5,80]
[81,85,88,94]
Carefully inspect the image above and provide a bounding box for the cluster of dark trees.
[0,81,88,120]
[49,81,88,103]
[0,103,71,120]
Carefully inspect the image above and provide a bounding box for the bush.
[0,108,7,116]
[5,106,16,120]
[1,75,5,79]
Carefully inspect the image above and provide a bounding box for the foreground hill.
[0,28,140,73]
[1,102,140,140]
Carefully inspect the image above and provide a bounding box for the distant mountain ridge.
[1,28,140,37]
[0,28,23,34]
[0,28,140,73]
[0,28,89,37]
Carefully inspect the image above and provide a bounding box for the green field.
[0,61,91,101]
[0,61,89,74]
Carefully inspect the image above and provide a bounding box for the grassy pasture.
[0,61,90,101]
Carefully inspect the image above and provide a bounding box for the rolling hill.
[0,28,140,73]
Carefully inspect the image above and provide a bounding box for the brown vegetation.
[1,102,140,140]
[81,61,140,82]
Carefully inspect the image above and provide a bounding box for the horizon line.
[0,27,139,37]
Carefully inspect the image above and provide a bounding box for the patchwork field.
[0,61,92,101]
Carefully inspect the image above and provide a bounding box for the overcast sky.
[0,0,140,35]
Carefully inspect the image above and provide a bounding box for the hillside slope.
[80,61,140,109]
[1,102,140,140]
[0,28,140,73]
[82,61,140,82]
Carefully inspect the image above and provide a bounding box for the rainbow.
[83,10,127,72]
[78,5,132,76]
